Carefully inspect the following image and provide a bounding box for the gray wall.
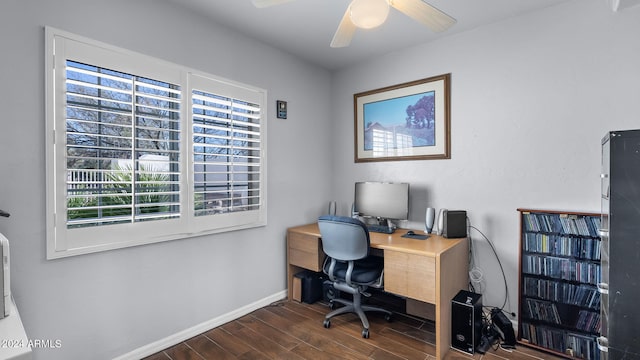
[0,0,332,359]
[2,0,640,359]
[330,0,640,313]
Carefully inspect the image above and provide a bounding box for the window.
[65,61,182,227]
[45,28,267,259]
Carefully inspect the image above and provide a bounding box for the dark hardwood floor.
[143,300,560,360]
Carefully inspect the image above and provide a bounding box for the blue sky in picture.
[363,92,432,128]
[363,91,436,150]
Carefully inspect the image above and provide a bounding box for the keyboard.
[367,224,394,234]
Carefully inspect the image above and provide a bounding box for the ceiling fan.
[251,0,456,48]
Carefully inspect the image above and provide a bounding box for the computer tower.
[451,290,482,354]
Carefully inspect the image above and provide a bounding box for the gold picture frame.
[354,73,451,162]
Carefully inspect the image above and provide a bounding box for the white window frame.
[45,27,267,259]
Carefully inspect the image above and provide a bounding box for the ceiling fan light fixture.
[349,0,390,29]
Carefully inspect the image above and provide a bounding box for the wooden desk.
[286,223,468,360]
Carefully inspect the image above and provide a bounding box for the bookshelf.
[517,209,601,360]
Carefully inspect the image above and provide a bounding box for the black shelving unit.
[599,130,640,359]
[517,208,601,360]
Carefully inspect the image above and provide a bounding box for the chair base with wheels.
[322,280,392,338]
[318,215,393,338]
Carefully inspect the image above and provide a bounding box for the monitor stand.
[385,218,394,231]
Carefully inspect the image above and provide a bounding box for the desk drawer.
[288,232,324,272]
[384,250,436,304]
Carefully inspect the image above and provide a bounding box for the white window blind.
[46,28,267,259]
[65,61,182,227]
[191,90,261,216]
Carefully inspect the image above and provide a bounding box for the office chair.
[318,215,392,338]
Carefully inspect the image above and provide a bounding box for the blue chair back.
[318,215,370,261]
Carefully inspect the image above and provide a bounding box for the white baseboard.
[113,290,287,360]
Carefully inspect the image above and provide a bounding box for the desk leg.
[287,263,306,301]
[435,239,469,359]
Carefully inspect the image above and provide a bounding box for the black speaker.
[443,210,467,238]
[322,280,341,302]
[451,290,482,354]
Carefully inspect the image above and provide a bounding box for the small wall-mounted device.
[276,100,287,119]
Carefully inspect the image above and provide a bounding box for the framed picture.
[354,73,451,162]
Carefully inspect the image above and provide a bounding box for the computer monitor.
[354,182,409,222]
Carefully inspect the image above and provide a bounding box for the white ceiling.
[167,0,574,70]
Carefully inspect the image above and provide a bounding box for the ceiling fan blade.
[252,0,296,8]
[390,0,456,32]
[330,8,357,48]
